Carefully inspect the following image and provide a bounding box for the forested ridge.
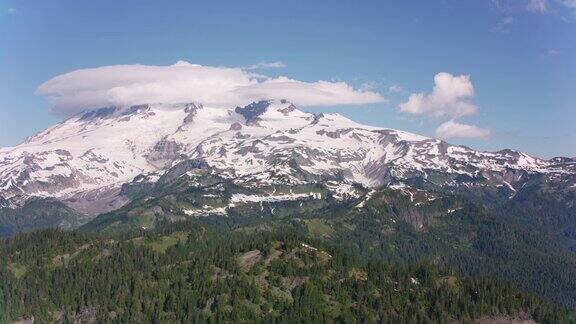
[82,183,576,309]
[1,221,573,323]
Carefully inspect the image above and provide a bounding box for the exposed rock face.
[146,139,182,168]
[79,107,117,121]
[235,100,271,124]
[64,186,129,216]
[182,103,203,125]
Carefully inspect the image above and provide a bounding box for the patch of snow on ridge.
[447,208,462,214]
[231,192,322,204]
[356,189,376,208]
[301,243,318,251]
[389,183,415,201]
[392,129,429,142]
[183,206,227,216]
[324,181,361,200]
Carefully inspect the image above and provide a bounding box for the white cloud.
[235,77,384,106]
[547,49,561,55]
[37,61,384,116]
[527,0,549,12]
[435,120,491,139]
[399,72,491,140]
[244,61,287,70]
[399,72,478,118]
[7,8,16,14]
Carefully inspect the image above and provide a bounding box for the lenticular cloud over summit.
[37,61,384,116]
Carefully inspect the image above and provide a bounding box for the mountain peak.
[0,99,574,212]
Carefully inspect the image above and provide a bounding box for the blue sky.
[0,0,574,158]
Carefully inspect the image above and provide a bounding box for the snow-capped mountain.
[1,100,574,215]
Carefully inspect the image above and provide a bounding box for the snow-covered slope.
[0,100,574,214]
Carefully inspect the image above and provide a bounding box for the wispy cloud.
[490,0,505,11]
[527,0,550,12]
[493,16,515,33]
[7,8,16,14]
[491,0,576,16]
[547,49,561,55]
[244,61,287,70]
[359,81,380,92]
[37,61,385,116]
[559,0,576,13]
[387,85,403,94]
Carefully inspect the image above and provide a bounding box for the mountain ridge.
[1,100,574,219]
